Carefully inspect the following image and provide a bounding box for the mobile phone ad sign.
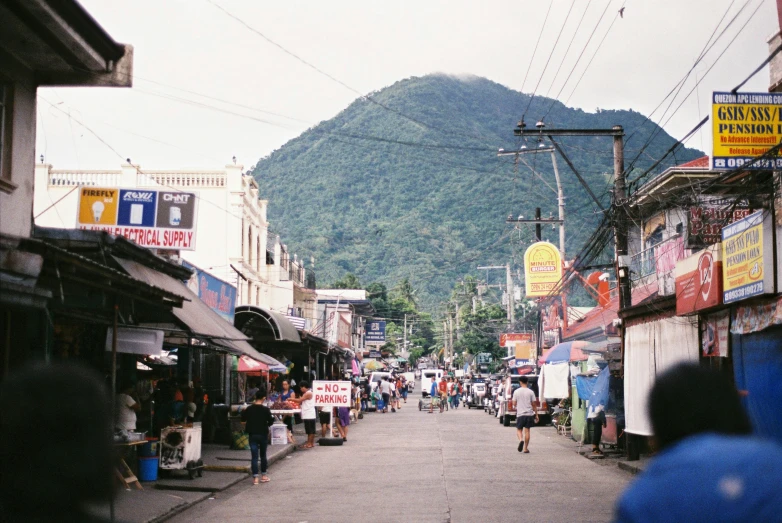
[77,187,198,250]
[365,321,386,345]
[712,91,782,170]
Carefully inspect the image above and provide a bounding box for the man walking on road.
[511,376,538,453]
[379,376,392,413]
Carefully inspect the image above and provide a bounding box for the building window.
[247,227,253,266]
[256,237,261,272]
[0,79,15,193]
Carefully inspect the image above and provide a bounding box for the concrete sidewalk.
[89,438,300,522]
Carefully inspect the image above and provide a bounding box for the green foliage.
[330,273,362,289]
[252,74,702,310]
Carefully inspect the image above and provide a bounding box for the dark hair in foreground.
[0,362,114,520]
[299,380,310,389]
[255,388,267,401]
[649,363,751,451]
[519,376,528,384]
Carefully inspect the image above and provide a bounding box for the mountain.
[250,74,702,310]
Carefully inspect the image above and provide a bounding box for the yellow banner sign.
[524,242,562,297]
[721,210,771,304]
[712,92,782,170]
[78,187,119,225]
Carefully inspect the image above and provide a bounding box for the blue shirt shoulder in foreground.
[614,433,782,523]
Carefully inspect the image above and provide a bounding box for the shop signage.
[731,296,782,334]
[365,320,386,345]
[722,210,773,304]
[183,261,236,323]
[541,296,563,348]
[515,359,534,367]
[77,186,198,250]
[675,244,722,315]
[476,352,493,364]
[701,311,729,358]
[688,199,752,248]
[514,341,535,361]
[312,380,352,407]
[712,91,782,170]
[336,313,351,349]
[499,333,533,347]
[523,242,562,297]
[368,350,381,358]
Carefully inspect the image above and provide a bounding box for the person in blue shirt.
[615,363,782,522]
[428,379,439,413]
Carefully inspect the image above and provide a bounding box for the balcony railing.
[630,234,684,282]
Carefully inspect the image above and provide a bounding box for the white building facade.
[33,163,315,318]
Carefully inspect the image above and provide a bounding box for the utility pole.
[478,265,513,324]
[512,124,627,310]
[498,146,565,257]
[535,207,542,241]
[613,125,631,311]
[403,313,407,357]
[506,263,515,325]
[550,149,565,256]
[448,311,454,370]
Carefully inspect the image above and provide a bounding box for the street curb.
[617,461,643,475]
[155,444,296,521]
[146,492,211,523]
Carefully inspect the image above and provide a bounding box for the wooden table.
[114,440,147,490]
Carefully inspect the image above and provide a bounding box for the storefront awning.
[114,257,249,344]
[234,306,301,343]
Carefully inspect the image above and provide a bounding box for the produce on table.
[270,400,298,410]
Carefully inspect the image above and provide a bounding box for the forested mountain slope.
[251,74,701,309]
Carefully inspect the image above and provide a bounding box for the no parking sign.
[312,381,352,407]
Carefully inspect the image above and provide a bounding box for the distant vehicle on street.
[499,375,550,427]
[421,369,443,397]
[368,371,391,392]
[465,377,486,408]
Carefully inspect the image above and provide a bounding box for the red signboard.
[336,313,351,349]
[675,245,723,315]
[688,200,751,248]
[499,333,533,347]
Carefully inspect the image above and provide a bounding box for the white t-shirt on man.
[512,386,536,417]
[300,392,316,420]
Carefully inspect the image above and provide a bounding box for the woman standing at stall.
[241,388,274,485]
[278,380,297,444]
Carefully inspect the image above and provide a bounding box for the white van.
[421,369,443,397]
[368,371,391,392]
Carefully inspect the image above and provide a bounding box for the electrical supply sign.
[77,187,198,250]
[523,242,562,297]
[712,91,782,170]
[721,210,772,304]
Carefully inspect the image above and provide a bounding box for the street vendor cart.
[159,424,204,479]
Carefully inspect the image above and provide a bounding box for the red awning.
[237,355,268,372]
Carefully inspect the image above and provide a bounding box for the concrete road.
[169,396,630,523]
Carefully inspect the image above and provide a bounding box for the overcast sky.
[36,0,777,170]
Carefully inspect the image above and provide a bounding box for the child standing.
[241,389,274,484]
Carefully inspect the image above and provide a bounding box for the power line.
[541,0,613,121]
[563,1,624,106]
[519,0,556,117]
[542,0,592,103]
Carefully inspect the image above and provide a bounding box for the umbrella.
[364,360,384,371]
[538,341,590,365]
[237,355,269,372]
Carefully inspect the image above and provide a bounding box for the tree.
[391,277,417,308]
[330,273,361,289]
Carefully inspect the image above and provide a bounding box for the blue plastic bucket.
[138,457,159,482]
[139,438,159,457]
